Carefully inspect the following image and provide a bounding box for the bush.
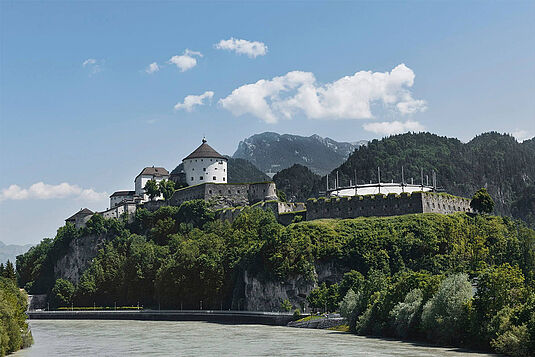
[390,288,423,338]
[0,277,33,355]
[51,278,75,308]
[421,273,473,344]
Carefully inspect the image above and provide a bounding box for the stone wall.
[169,182,278,210]
[216,200,307,225]
[306,192,472,221]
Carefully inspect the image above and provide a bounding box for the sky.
[0,1,534,245]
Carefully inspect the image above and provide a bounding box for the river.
[15,320,495,356]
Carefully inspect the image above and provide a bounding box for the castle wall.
[100,202,137,221]
[306,192,472,221]
[169,182,278,210]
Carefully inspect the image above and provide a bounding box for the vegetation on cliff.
[15,201,535,355]
[0,277,33,356]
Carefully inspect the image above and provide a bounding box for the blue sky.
[1,1,534,245]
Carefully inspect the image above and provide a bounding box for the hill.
[273,132,535,222]
[16,207,535,356]
[273,164,322,202]
[233,132,366,176]
[0,241,32,265]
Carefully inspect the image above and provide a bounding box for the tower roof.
[183,139,227,161]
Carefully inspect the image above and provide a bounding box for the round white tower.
[183,138,228,186]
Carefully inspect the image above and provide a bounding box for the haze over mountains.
[232,132,366,176]
[0,241,32,265]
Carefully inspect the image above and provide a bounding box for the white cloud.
[511,129,533,142]
[215,38,268,58]
[0,182,107,202]
[168,49,203,72]
[145,62,160,74]
[219,64,426,123]
[363,120,425,136]
[174,91,214,112]
[82,58,102,75]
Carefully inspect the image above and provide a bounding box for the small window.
[219,190,222,194]
[200,176,203,180]
[237,190,240,194]
[215,167,217,170]
[213,176,216,180]
[210,159,213,161]
[192,168,195,171]
[209,190,212,194]
[195,159,197,162]
[203,168,206,172]
[191,177,194,181]
[228,190,231,194]
[223,169,226,172]
[201,159,203,162]
[223,177,225,181]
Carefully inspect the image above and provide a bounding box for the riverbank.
[287,314,348,329]
[27,310,297,326]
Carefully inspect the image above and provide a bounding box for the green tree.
[2,261,16,283]
[0,277,33,355]
[159,179,176,201]
[50,279,75,307]
[471,188,495,214]
[421,273,474,345]
[280,299,292,312]
[144,179,160,201]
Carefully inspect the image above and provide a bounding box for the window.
[223,169,226,172]
[210,159,213,161]
[200,176,203,180]
[203,168,206,171]
[213,176,216,180]
[228,190,231,194]
[237,190,240,194]
[209,190,212,194]
[201,159,203,162]
[191,177,194,181]
[192,168,195,171]
[219,190,222,194]
[215,167,217,170]
[223,177,225,181]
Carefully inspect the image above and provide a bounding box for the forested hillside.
[273,164,322,202]
[16,203,535,356]
[274,132,535,226]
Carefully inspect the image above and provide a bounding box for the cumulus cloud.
[145,62,160,74]
[363,120,425,136]
[0,182,107,202]
[512,129,533,142]
[82,58,102,75]
[174,91,214,112]
[168,49,203,72]
[215,38,268,58]
[219,64,426,123]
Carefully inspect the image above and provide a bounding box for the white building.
[329,182,434,197]
[109,190,136,209]
[183,139,228,186]
[134,166,170,202]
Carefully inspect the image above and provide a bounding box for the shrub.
[390,288,423,338]
[421,273,473,344]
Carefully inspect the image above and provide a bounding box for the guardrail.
[27,310,302,326]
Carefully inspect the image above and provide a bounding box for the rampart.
[306,192,472,221]
[169,182,278,209]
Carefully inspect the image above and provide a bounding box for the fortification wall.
[306,192,472,221]
[169,182,278,209]
[217,200,306,225]
[100,202,137,221]
[421,192,472,214]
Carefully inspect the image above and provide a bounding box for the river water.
[15,320,495,356]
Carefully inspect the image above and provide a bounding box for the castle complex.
[66,139,473,228]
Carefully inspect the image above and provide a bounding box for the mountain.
[233,132,366,176]
[170,157,269,185]
[0,241,32,265]
[273,164,323,202]
[328,131,535,218]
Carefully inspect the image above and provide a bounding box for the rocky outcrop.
[53,233,108,284]
[233,260,347,312]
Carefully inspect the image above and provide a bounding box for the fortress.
[66,139,473,228]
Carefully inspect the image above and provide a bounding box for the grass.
[327,324,350,332]
[296,315,325,322]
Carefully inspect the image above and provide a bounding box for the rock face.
[233,132,366,176]
[233,260,346,312]
[53,233,108,284]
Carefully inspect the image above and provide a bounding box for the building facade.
[109,190,136,208]
[134,166,169,202]
[183,139,228,186]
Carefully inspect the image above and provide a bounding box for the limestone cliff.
[53,233,108,284]
[233,260,346,312]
